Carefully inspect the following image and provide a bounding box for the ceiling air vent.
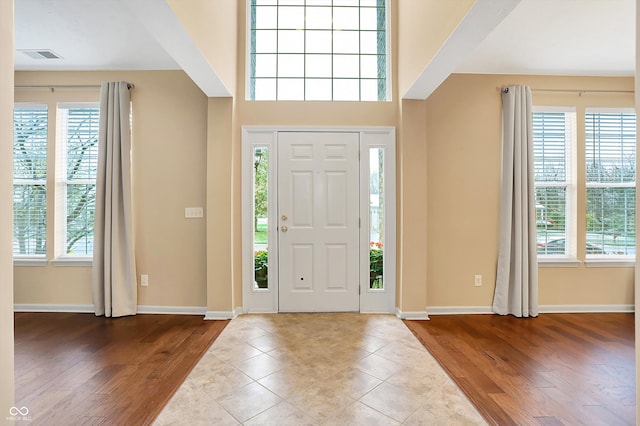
[18,49,62,60]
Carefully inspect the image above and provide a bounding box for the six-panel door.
[277,132,360,312]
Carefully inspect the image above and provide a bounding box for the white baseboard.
[427,306,493,315]
[395,307,429,320]
[539,304,635,313]
[16,303,633,317]
[14,304,94,313]
[427,304,635,315]
[204,307,243,320]
[14,303,208,316]
[136,305,207,315]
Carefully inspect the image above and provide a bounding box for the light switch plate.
[185,207,204,218]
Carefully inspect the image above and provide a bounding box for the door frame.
[241,126,396,314]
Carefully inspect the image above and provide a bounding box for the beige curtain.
[92,82,136,317]
[493,85,538,318]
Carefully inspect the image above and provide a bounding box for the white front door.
[278,132,360,312]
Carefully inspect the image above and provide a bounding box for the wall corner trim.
[395,307,429,320]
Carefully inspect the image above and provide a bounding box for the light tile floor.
[154,314,487,425]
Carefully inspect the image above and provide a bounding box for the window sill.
[13,257,48,267]
[51,257,93,267]
[585,257,635,268]
[537,257,581,268]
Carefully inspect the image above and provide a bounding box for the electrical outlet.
[474,275,482,287]
[141,274,149,287]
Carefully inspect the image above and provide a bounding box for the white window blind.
[248,0,388,101]
[585,110,636,256]
[533,111,573,256]
[13,105,48,256]
[58,105,100,256]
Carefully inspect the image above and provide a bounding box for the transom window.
[248,0,389,101]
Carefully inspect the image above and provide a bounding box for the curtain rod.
[15,83,134,90]
[533,88,633,94]
[499,87,633,95]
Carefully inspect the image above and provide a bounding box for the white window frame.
[246,0,391,102]
[13,99,100,267]
[584,107,636,267]
[53,102,100,266]
[533,107,578,267]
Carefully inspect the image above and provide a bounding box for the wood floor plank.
[14,313,228,426]
[404,313,636,426]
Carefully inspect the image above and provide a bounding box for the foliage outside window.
[249,0,388,101]
[369,147,384,288]
[369,241,383,288]
[59,106,100,256]
[533,111,573,256]
[254,147,269,289]
[13,105,48,256]
[585,111,636,256]
[13,103,100,260]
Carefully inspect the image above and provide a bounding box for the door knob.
[281,215,288,221]
[281,225,288,232]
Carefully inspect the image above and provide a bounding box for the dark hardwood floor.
[404,313,636,426]
[14,313,228,426]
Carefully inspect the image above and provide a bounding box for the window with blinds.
[533,110,574,256]
[13,105,48,256]
[248,0,388,101]
[58,105,100,256]
[585,110,636,256]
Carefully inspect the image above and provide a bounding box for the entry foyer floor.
[155,313,485,425]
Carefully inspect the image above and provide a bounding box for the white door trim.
[241,126,396,314]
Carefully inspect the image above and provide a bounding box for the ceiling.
[15,0,179,71]
[456,0,635,76]
[14,0,636,85]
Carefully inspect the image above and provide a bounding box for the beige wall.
[397,0,475,97]
[167,0,237,95]
[13,71,208,309]
[425,73,635,308]
[206,97,235,312]
[397,99,428,311]
[1,0,15,418]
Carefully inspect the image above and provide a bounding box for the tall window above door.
[248,0,389,101]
